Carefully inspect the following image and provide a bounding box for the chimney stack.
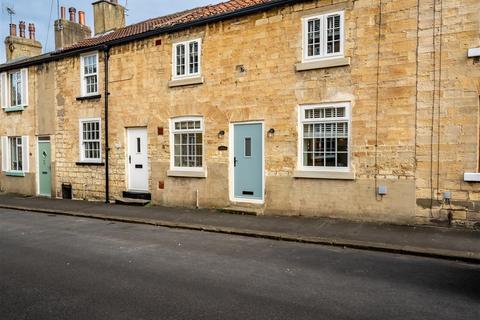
[5,20,42,62]
[69,7,76,22]
[19,21,26,38]
[78,11,86,26]
[54,6,91,50]
[92,0,125,35]
[28,23,36,40]
[9,23,16,37]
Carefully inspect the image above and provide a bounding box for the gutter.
[0,0,297,72]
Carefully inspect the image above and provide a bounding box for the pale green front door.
[38,141,52,196]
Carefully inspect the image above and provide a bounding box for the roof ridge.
[52,0,277,54]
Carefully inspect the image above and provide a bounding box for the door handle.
[234,157,238,167]
[129,155,131,164]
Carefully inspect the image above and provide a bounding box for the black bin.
[62,183,72,200]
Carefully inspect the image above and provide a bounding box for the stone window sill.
[293,170,355,180]
[167,169,207,178]
[168,76,204,88]
[76,94,102,101]
[3,106,26,112]
[76,161,105,166]
[4,171,25,177]
[295,57,350,72]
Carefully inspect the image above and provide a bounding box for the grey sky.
[0,0,223,63]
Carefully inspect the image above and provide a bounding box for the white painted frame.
[297,102,352,173]
[302,11,345,63]
[125,127,149,192]
[78,118,102,163]
[229,121,265,205]
[171,38,202,80]
[80,52,99,97]
[169,116,205,172]
[1,68,28,109]
[36,136,51,197]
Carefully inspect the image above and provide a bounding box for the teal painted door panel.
[38,142,52,196]
[234,123,263,200]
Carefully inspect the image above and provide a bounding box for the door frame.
[36,136,51,197]
[229,121,265,204]
[125,126,149,192]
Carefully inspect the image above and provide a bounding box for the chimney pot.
[19,21,26,38]
[9,23,17,37]
[28,23,36,40]
[78,11,86,25]
[69,7,76,22]
[60,6,66,20]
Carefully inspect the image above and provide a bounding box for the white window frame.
[1,135,29,174]
[297,102,351,173]
[171,39,202,80]
[79,118,102,163]
[80,52,99,97]
[302,11,345,62]
[0,68,28,109]
[169,116,204,172]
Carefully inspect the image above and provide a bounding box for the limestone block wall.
[55,54,106,200]
[49,0,421,223]
[0,64,55,195]
[415,0,480,227]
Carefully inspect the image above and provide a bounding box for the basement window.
[79,118,102,163]
[172,39,201,80]
[0,68,28,110]
[80,52,99,96]
[302,11,344,62]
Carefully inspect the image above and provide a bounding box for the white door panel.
[127,128,148,191]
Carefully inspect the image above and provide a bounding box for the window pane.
[326,15,341,54]
[189,41,199,74]
[244,137,252,157]
[176,44,186,76]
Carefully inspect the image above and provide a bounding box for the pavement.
[0,193,479,263]
[1,210,479,320]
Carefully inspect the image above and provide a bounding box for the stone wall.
[51,0,422,223]
[0,64,50,195]
[51,0,480,225]
[416,0,480,227]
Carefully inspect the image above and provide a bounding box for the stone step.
[220,206,264,216]
[122,191,151,200]
[115,197,150,207]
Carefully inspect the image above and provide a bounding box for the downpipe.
[104,45,110,203]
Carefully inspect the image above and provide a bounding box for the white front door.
[127,127,148,191]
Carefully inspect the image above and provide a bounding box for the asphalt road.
[0,209,479,320]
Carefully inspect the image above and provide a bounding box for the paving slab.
[0,194,478,263]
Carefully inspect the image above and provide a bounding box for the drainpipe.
[103,45,110,203]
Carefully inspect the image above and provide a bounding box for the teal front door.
[38,141,52,197]
[233,123,263,201]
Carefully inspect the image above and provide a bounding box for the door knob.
[234,157,238,167]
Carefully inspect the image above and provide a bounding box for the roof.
[0,0,295,71]
[59,0,275,53]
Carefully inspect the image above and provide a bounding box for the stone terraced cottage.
[0,0,479,228]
